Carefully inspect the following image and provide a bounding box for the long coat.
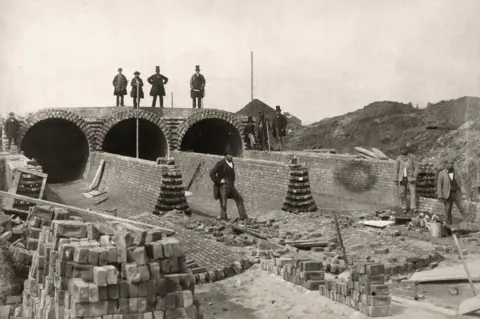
[113,74,128,96]
[256,117,269,140]
[190,73,206,98]
[272,114,287,138]
[130,77,144,99]
[148,74,168,97]
[437,169,467,199]
[395,154,419,182]
[5,118,19,138]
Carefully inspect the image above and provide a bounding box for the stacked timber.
[22,220,203,319]
[416,163,436,199]
[153,164,190,216]
[260,257,325,291]
[319,263,391,317]
[282,164,318,213]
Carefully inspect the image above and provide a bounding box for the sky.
[1,0,479,124]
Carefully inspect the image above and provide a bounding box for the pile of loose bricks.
[153,165,190,216]
[282,163,318,213]
[21,219,203,319]
[261,257,391,317]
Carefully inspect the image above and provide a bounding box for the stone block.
[123,263,141,283]
[94,266,108,287]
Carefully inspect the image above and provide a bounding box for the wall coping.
[172,151,289,168]
[93,151,166,167]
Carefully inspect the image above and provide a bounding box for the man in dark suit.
[148,66,168,108]
[190,65,206,108]
[437,158,468,225]
[272,105,287,150]
[244,116,256,149]
[209,146,248,221]
[256,111,269,151]
[5,112,19,151]
[131,71,144,108]
[112,68,128,106]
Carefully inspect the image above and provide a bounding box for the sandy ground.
[195,264,457,319]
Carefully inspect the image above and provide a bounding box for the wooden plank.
[3,171,22,209]
[14,167,48,179]
[87,159,105,191]
[409,260,480,283]
[458,294,480,315]
[0,191,175,235]
[39,177,47,200]
[354,147,379,159]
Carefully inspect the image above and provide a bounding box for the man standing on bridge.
[112,68,128,107]
[394,146,418,214]
[148,66,168,108]
[5,112,19,152]
[190,65,206,108]
[209,146,248,221]
[272,105,287,151]
[131,71,144,108]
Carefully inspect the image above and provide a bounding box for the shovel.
[451,231,480,315]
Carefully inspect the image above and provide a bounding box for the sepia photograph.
[0,0,480,318]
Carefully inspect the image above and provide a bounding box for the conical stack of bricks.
[282,158,318,213]
[153,161,190,216]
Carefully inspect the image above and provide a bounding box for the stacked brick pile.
[11,171,46,212]
[21,220,203,319]
[260,257,325,291]
[282,163,318,213]
[417,163,436,199]
[319,264,391,317]
[9,206,63,276]
[153,164,190,216]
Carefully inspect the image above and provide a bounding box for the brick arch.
[18,109,96,149]
[97,109,171,151]
[175,109,245,151]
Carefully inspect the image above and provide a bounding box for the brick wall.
[85,152,165,215]
[419,197,480,222]
[173,151,290,212]
[245,150,397,207]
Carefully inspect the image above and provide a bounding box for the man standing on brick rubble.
[112,67,128,106]
[272,105,288,151]
[130,71,144,108]
[209,146,249,221]
[244,116,256,149]
[256,111,269,151]
[395,146,418,214]
[5,112,19,152]
[190,65,206,108]
[437,158,469,226]
[148,66,168,108]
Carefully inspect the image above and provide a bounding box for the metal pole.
[171,92,173,108]
[136,82,139,159]
[251,51,253,101]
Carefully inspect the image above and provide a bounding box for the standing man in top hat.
[394,146,418,214]
[5,112,19,151]
[190,65,206,108]
[130,71,144,108]
[148,66,168,108]
[256,111,269,151]
[244,116,256,149]
[112,68,128,106]
[272,105,288,151]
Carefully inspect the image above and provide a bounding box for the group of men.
[112,65,206,108]
[243,105,288,151]
[395,146,470,227]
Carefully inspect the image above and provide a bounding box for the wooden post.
[251,51,254,101]
[136,83,139,159]
[171,92,174,108]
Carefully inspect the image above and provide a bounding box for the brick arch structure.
[175,109,245,153]
[97,109,171,152]
[18,109,96,149]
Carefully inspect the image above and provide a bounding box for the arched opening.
[180,118,243,156]
[21,119,90,183]
[102,118,168,160]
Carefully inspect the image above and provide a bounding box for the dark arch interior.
[21,119,90,183]
[102,118,168,160]
[180,118,243,156]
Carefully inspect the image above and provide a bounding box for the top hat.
[118,68,122,72]
[276,105,281,112]
[247,116,253,122]
[195,65,200,71]
[224,145,234,155]
[8,112,14,116]
[155,66,160,72]
[134,71,140,75]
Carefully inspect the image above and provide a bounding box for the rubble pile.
[320,264,391,317]
[282,164,318,213]
[153,165,190,216]
[21,219,204,319]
